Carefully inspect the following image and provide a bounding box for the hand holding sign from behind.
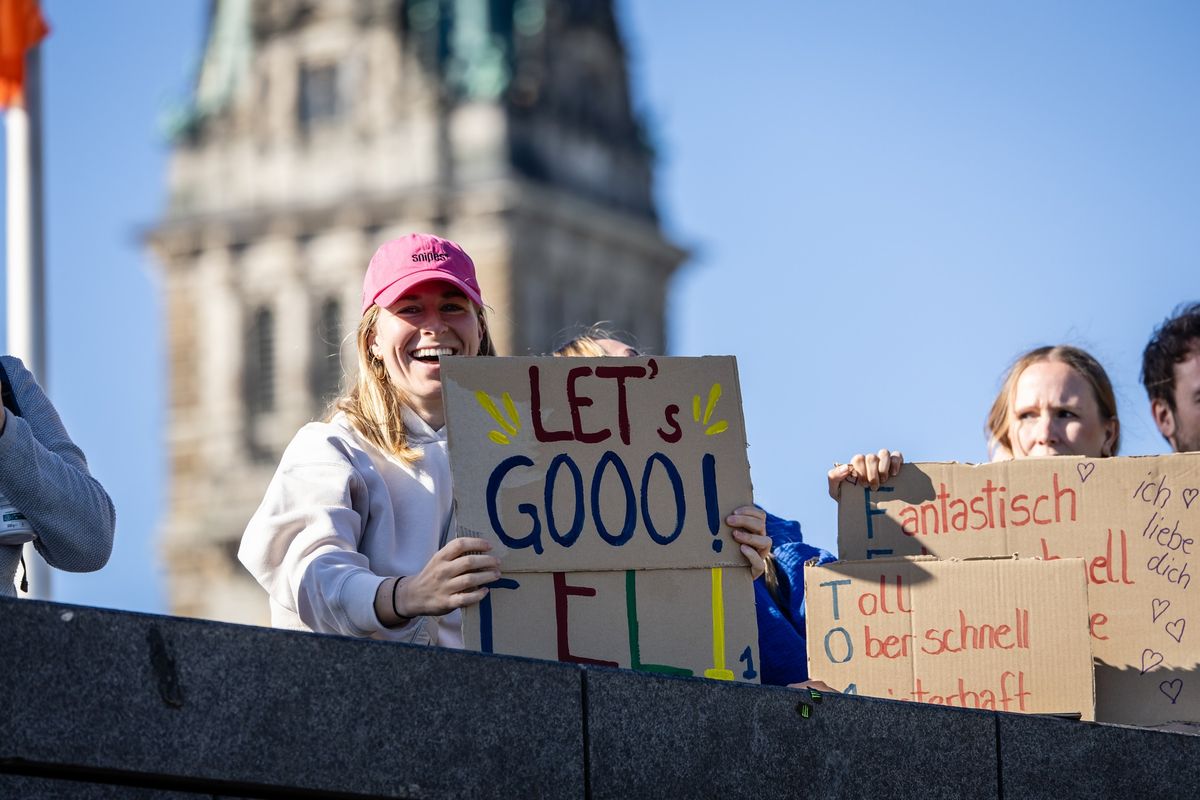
[727,505,771,580]
[827,449,904,500]
[384,538,501,624]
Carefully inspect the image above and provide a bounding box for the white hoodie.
[239,409,462,647]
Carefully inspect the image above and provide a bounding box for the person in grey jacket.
[0,355,115,595]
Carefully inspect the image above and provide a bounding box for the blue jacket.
[755,511,836,686]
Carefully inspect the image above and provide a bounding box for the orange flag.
[0,0,49,109]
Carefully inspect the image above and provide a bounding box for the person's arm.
[238,431,500,637]
[239,447,396,638]
[0,359,115,572]
[755,513,837,686]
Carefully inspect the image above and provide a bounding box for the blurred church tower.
[146,0,684,623]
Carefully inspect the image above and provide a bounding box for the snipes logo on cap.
[412,251,450,263]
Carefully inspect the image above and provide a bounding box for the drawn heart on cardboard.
[1076,462,1095,483]
[1160,679,1183,704]
[1184,488,1199,510]
[845,474,859,486]
[1142,649,1165,674]
[1167,618,1187,643]
[1153,598,1172,622]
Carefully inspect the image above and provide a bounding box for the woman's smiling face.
[369,280,483,427]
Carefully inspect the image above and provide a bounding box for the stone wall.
[2,597,1196,798]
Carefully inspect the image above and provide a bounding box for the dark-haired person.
[0,356,116,595]
[1142,302,1200,454]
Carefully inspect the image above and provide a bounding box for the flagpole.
[5,43,51,599]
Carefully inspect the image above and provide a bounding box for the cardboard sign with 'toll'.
[806,556,1095,719]
[838,454,1200,725]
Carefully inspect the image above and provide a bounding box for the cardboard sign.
[442,356,759,682]
[838,455,1200,724]
[806,557,1095,719]
[443,356,753,572]
[466,566,761,680]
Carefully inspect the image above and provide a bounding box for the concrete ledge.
[0,598,583,799]
[0,774,218,799]
[999,712,1200,798]
[4,597,1200,798]
[583,667,997,799]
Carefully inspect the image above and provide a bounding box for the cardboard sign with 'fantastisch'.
[806,556,1095,719]
[442,356,760,682]
[837,455,1200,725]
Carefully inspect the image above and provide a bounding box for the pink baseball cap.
[361,233,485,315]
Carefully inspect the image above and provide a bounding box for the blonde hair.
[554,336,609,358]
[552,325,639,358]
[986,345,1120,459]
[331,304,495,463]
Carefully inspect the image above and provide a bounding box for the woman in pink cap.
[239,233,502,646]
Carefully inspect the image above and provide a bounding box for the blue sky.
[2,1,1198,613]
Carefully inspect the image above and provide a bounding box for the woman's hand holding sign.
[377,538,502,626]
[727,505,771,580]
[827,449,904,500]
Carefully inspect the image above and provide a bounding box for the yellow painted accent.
[475,390,519,435]
[488,431,510,445]
[501,392,520,433]
[703,567,735,681]
[475,390,498,415]
[702,383,722,424]
[705,421,728,436]
[692,394,701,423]
[475,391,503,424]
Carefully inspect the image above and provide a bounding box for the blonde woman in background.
[986,344,1119,462]
[553,327,639,358]
[827,344,1118,500]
